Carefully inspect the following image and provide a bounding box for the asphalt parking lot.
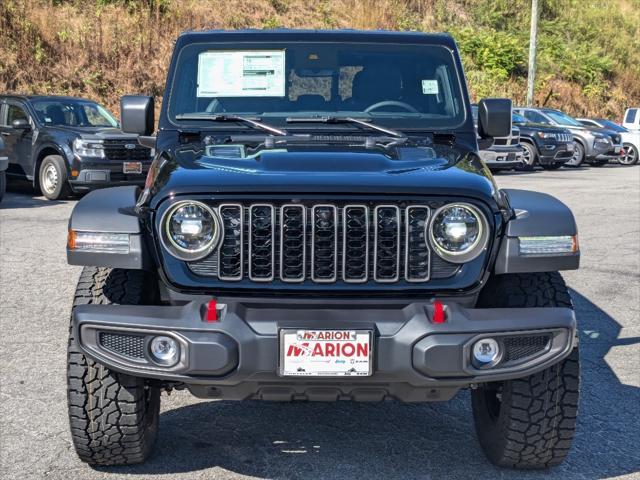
[1,165,639,480]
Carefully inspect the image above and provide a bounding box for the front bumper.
[537,142,574,165]
[72,298,577,402]
[68,159,151,191]
[480,146,524,169]
[591,145,621,162]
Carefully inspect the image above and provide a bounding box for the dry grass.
[0,0,636,118]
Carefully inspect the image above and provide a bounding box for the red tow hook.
[432,300,446,324]
[205,299,218,322]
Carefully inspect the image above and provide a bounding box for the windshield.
[168,42,466,130]
[596,119,628,132]
[544,110,582,127]
[32,100,118,128]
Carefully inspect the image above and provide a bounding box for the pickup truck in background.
[622,107,639,131]
[471,104,523,171]
[0,95,154,200]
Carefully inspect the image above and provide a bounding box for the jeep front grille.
[555,133,573,143]
[188,202,460,284]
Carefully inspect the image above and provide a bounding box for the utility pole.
[526,0,539,106]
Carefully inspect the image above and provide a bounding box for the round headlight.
[161,201,221,261]
[428,203,488,263]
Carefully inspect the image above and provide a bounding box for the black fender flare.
[67,186,151,270]
[495,189,579,274]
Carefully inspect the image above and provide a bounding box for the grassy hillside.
[1,0,638,119]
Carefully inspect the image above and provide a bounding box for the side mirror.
[477,98,512,138]
[120,95,154,136]
[11,118,31,130]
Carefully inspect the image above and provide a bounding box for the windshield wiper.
[175,113,287,136]
[287,116,406,138]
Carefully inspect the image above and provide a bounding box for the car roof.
[174,29,457,49]
[1,94,98,103]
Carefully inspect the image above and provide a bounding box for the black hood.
[46,125,137,140]
[148,143,501,210]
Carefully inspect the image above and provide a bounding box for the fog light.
[149,336,180,366]
[472,338,501,369]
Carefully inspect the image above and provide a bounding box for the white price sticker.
[197,50,286,97]
[422,79,439,95]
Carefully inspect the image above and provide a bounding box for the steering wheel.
[364,100,419,113]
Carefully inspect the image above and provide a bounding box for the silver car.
[514,107,621,167]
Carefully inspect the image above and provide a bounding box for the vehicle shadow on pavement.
[97,289,640,480]
[0,185,72,209]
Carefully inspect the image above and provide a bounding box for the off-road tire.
[472,273,580,469]
[39,154,71,200]
[67,267,161,466]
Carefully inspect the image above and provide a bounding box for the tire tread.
[473,272,579,469]
[67,267,160,466]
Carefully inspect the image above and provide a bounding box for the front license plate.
[614,146,621,154]
[279,329,372,377]
[566,143,574,152]
[123,161,142,174]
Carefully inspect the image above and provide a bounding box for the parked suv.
[0,95,154,199]
[65,30,580,469]
[0,137,7,201]
[512,112,574,170]
[471,104,523,171]
[577,118,639,165]
[514,107,621,167]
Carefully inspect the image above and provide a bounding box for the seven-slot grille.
[191,202,443,284]
[555,132,573,143]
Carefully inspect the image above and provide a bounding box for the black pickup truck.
[0,95,153,199]
[65,30,581,469]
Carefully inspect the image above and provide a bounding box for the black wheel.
[0,171,5,202]
[541,163,563,170]
[39,154,71,200]
[518,142,537,171]
[471,273,580,469]
[565,141,584,167]
[67,267,161,466]
[619,143,638,165]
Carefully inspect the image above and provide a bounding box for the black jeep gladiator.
[66,30,581,469]
[0,95,153,199]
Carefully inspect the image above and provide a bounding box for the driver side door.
[0,101,34,178]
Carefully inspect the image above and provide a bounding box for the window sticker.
[197,50,286,97]
[421,79,439,95]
